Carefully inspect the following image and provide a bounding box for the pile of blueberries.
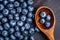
[40,12,51,27]
[0,0,40,40]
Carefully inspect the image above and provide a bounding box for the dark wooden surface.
[33,0,60,40]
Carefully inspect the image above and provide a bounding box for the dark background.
[33,0,60,40]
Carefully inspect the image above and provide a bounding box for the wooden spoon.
[35,6,56,40]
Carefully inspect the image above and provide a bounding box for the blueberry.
[17,21,24,27]
[26,18,32,23]
[19,0,24,2]
[19,35,23,40]
[23,31,28,36]
[2,30,8,36]
[0,0,3,1]
[24,23,30,30]
[10,35,16,40]
[10,9,16,14]
[9,20,16,26]
[22,9,28,15]
[14,26,19,31]
[8,14,13,20]
[21,26,25,32]
[27,12,33,18]
[2,18,8,23]
[14,1,19,7]
[21,2,27,8]
[46,15,51,21]
[3,23,10,30]
[0,37,4,40]
[3,9,9,16]
[17,7,22,13]
[9,28,14,34]
[14,16,19,21]
[21,15,26,21]
[35,27,39,32]
[30,36,35,40]
[27,0,34,5]
[5,37,9,40]
[0,26,3,31]
[7,3,14,10]
[40,19,45,24]
[45,22,50,27]
[8,0,14,2]
[40,12,46,18]
[14,32,21,37]
[3,0,8,5]
[0,13,3,19]
[28,6,34,12]
[0,4,4,10]
[29,28,35,35]
[23,36,28,40]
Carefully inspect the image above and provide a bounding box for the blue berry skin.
[40,19,45,24]
[9,28,14,34]
[17,21,24,27]
[19,35,23,40]
[23,31,28,36]
[21,2,27,8]
[5,37,9,40]
[29,28,35,35]
[46,15,51,21]
[7,4,14,10]
[14,1,19,7]
[9,20,16,26]
[24,23,30,30]
[35,27,39,32]
[21,15,26,21]
[19,0,24,2]
[3,0,8,5]
[8,14,13,20]
[15,26,19,31]
[8,0,14,2]
[21,26,25,32]
[0,26,3,31]
[0,13,3,19]
[28,6,34,12]
[0,37,4,40]
[2,30,8,37]
[3,9,9,16]
[3,23,10,30]
[27,0,34,5]
[14,16,19,21]
[40,12,46,18]
[10,35,16,40]
[26,18,32,23]
[23,36,28,40]
[22,9,28,15]
[14,32,21,37]
[10,9,16,14]
[2,18,8,23]
[0,0,3,1]
[30,36,35,40]
[0,4,4,10]
[27,12,33,18]
[45,22,50,27]
[17,7,22,13]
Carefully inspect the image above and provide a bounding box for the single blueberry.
[0,4,4,10]
[23,30,28,36]
[45,22,50,27]
[28,6,34,12]
[35,27,39,32]
[9,20,16,26]
[21,15,26,21]
[19,35,23,40]
[10,35,16,40]
[40,12,46,18]
[22,9,28,15]
[17,7,22,13]
[5,37,9,40]
[40,19,45,24]
[21,26,25,32]
[8,0,14,2]
[10,9,16,14]
[27,12,33,18]
[29,28,35,35]
[2,30,8,37]
[17,21,24,27]
[0,13,3,19]
[8,14,13,20]
[26,18,32,23]
[46,15,51,21]
[3,23,10,30]
[23,36,28,40]
[21,2,27,8]
[14,16,19,21]
[0,26,3,31]
[27,0,34,5]
[30,36,35,40]
[3,0,8,5]
[3,9,9,16]
[2,18,8,23]
[14,1,19,7]
[14,26,19,31]
[9,28,14,34]
[19,0,24,2]
[24,23,30,30]
[0,37,4,40]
